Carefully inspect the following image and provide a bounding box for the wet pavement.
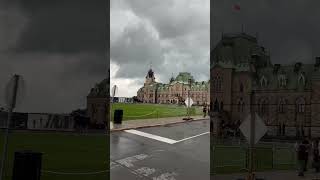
[110,119,210,180]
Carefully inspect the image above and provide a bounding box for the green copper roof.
[174,72,195,83]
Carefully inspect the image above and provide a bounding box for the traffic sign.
[184,97,193,107]
[239,113,267,144]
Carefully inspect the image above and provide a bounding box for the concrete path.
[110,115,208,131]
[212,170,320,180]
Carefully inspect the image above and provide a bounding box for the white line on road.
[124,130,209,144]
[124,130,178,144]
[175,132,210,143]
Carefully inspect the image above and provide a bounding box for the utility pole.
[0,75,20,180]
[248,90,256,180]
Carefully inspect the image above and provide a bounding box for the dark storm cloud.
[212,0,320,64]
[0,0,108,113]
[9,0,107,54]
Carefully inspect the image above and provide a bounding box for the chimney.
[294,62,302,73]
[316,57,320,67]
[273,64,281,74]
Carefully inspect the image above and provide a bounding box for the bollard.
[12,151,42,180]
[113,109,123,125]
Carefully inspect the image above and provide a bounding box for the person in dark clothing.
[313,139,320,172]
[297,139,309,176]
[203,105,207,118]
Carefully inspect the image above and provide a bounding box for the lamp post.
[0,75,20,180]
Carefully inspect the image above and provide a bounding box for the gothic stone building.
[87,78,109,128]
[137,69,210,106]
[211,33,320,138]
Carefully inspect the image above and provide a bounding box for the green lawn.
[0,131,109,180]
[111,103,202,121]
[211,144,297,175]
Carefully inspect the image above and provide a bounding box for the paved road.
[212,170,320,180]
[110,119,210,180]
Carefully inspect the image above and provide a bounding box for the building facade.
[210,32,320,138]
[87,78,109,128]
[137,69,210,106]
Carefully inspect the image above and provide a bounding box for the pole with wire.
[0,75,20,180]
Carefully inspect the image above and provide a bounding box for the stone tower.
[145,68,156,85]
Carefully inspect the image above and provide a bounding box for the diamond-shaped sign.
[184,97,193,107]
[239,113,267,144]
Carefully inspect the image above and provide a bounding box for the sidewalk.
[110,115,208,131]
[212,170,320,180]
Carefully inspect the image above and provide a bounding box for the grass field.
[111,103,202,121]
[211,141,297,174]
[0,131,109,180]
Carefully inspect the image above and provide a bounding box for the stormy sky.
[0,0,108,113]
[110,0,210,97]
[211,0,320,65]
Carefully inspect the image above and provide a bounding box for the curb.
[110,117,209,132]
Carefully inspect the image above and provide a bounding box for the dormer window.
[278,74,287,87]
[298,73,305,86]
[260,76,267,87]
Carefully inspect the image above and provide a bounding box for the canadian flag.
[233,4,241,11]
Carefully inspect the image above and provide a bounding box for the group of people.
[295,138,320,176]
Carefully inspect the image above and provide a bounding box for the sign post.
[249,91,256,180]
[239,91,267,180]
[0,75,21,180]
[183,79,193,120]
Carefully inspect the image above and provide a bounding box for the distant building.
[111,97,133,103]
[211,32,320,138]
[87,78,109,127]
[137,69,209,106]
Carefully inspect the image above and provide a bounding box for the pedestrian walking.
[203,105,207,118]
[312,139,320,172]
[297,139,309,176]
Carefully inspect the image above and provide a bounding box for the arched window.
[278,98,286,113]
[213,74,222,91]
[238,98,245,112]
[240,83,244,92]
[220,102,224,111]
[296,97,306,113]
[259,98,268,114]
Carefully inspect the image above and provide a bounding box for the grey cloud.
[111,0,210,87]
[10,0,108,54]
[211,0,320,64]
[111,21,164,78]
[0,0,108,113]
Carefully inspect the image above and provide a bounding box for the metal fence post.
[272,145,275,169]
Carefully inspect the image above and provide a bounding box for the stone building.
[210,32,320,138]
[87,78,109,128]
[137,69,210,106]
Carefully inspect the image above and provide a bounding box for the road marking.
[125,130,178,144]
[153,172,178,180]
[116,154,149,168]
[175,132,210,143]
